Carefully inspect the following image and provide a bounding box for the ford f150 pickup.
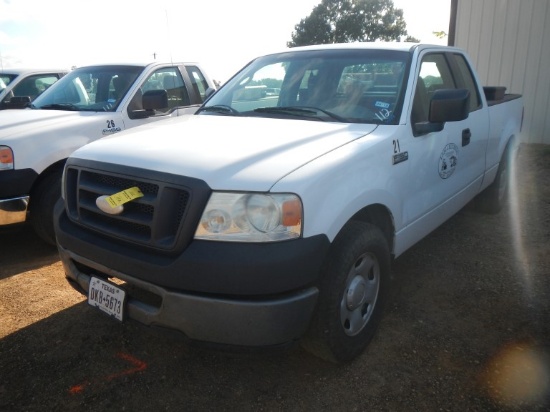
[54,43,523,362]
[0,68,68,109]
[0,61,215,244]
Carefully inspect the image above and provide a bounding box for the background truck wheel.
[29,171,62,246]
[301,222,390,363]
[475,139,514,214]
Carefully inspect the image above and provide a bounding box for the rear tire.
[301,222,390,363]
[475,140,514,214]
[29,171,62,246]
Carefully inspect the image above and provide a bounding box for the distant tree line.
[288,0,419,47]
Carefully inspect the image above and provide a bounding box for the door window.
[136,67,191,114]
[452,54,482,112]
[186,66,210,101]
[412,53,456,125]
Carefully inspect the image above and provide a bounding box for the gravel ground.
[1,143,549,411]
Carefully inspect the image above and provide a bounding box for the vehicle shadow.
[0,301,336,411]
[0,223,59,280]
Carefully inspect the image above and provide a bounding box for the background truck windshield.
[32,66,143,112]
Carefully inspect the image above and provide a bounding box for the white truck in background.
[0,68,68,110]
[0,61,215,244]
[55,43,523,362]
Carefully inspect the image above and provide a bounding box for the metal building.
[449,0,550,144]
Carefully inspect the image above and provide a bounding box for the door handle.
[462,128,471,146]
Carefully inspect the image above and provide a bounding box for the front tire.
[301,222,390,363]
[29,171,62,246]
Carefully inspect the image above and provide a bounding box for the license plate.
[88,277,126,321]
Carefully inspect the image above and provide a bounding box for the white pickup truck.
[0,68,68,110]
[0,61,215,244]
[54,43,523,362]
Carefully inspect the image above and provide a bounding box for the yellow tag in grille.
[106,186,144,208]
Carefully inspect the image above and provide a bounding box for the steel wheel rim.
[340,252,380,336]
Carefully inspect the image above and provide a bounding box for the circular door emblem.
[439,143,459,179]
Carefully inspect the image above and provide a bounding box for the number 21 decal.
[393,139,401,153]
[392,139,408,165]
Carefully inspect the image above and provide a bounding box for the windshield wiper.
[39,103,80,111]
[197,105,240,115]
[254,106,347,122]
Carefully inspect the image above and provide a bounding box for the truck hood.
[0,109,89,140]
[72,115,378,191]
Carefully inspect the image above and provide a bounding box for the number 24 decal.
[393,139,401,153]
[107,120,116,128]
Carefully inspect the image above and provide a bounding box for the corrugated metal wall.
[454,0,550,144]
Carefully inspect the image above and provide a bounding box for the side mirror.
[128,90,169,119]
[429,89,470,123]
[143,89,168,110]
[7,96,32,109]
[414,89,470,135]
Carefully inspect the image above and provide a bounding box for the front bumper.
[56,198,330,347]
[0,168,36,226]
[59,244,319,347]
[0,196,29,225]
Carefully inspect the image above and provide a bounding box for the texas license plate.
[88,277,126,321]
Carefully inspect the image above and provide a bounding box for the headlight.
[0,146,14,171]
[195,192,302,242]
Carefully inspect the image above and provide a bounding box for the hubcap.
[340,252,380,336]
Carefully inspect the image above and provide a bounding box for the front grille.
[64,164,203,252]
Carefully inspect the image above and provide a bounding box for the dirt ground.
[1,144,549,411]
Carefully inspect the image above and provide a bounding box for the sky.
[0,0,451,83]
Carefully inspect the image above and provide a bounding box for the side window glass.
[419,54,456,92]
[186,66,209,101]
[453,53,482,112]
[12,76,45,100]
[412,53,455,124]
[34,75,61,95]
[135,67,190,115]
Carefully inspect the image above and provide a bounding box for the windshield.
[31,65,143,112]
[199,48,410,124]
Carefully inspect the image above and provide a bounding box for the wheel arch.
[347,204,396,258]
[28,158,66,207]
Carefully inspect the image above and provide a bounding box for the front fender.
[272,135,401,243]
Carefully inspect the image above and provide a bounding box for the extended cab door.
[397,50,489,245]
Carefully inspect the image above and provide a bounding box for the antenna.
[165,9,174,65]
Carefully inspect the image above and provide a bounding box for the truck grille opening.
[65,166,192,251]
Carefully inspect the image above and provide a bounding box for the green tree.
[288,0,407,47]
[405,35,420,42]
